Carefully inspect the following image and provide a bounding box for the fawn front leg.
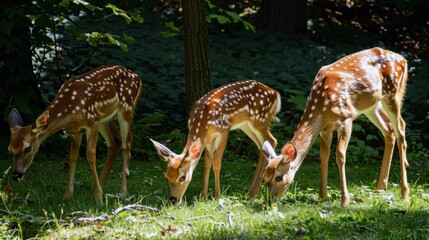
[212,133,229,198]
[86,125,103,204]
[319,130,333,201]
[364,105,395,191]
[243,125,275,197]
[248,151,268,196]
[201,150,213,198]
[65,133,83,199]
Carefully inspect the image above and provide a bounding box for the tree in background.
[0,1,143,157]
[0,0,45,145]
[251,0,307,35]
[182,0,212,116]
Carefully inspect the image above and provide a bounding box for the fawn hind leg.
[117,113,133,196]
[382,97,409,199]
[336,119,353,205]
[98,121,121,189]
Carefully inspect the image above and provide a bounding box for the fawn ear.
[150,139,174,162]
[185,138,202,163]
[262,141,277,161]
[9,108,23,131]
[32,111,49,134]
[263,141,283,182]
[281,142,297,163]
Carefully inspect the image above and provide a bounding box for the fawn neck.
[289,113,323,171]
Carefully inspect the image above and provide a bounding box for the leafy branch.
[205,0,255,31]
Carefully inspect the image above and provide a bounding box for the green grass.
[0,153,428,239]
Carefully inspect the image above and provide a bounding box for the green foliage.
[105,3,144,24]
[131,112,177,159]
[161,21,182,38]
[0,1,146,148]
[26,0,144,98]
[206,0,255,31]
[82,31,129,51]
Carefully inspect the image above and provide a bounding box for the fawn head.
[262,141,297,201]
[151,138,202,204]
[8,109,50,181]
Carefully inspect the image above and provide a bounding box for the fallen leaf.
[167,226,177,232]
[5,183,13,199]
[94,221,102,229]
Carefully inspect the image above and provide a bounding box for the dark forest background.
[1,0,428,166]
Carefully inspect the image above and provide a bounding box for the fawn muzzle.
[11,171,24,181]
[169,196,179,204]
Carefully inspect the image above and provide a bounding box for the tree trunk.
[0,1,44,140]
[182,0,212,116]
[251,0,308,35]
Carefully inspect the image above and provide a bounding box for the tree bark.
[251,0,308,35]
[182,0,212,116]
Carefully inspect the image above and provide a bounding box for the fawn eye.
[275,175,283,182]
[24,146,32,153]
[179,176,186,182]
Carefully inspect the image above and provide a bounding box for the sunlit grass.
[0,155,428,239]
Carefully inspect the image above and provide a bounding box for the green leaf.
[165,22,181,32]
[206,15,212,23]
[242,21,255,32]
[205,0,216,9]
[215,14,230,24]
[105,3,133,24]
[59,0,71,7]
[119,42,128,52]
[106,34,128,52]
[225,11,240,23]
[161,31,178,38]
[122,33,135,43]
[71,0,101,11]
[130,11,144,24]
[105,3,124,13]
[85,32,101,46]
